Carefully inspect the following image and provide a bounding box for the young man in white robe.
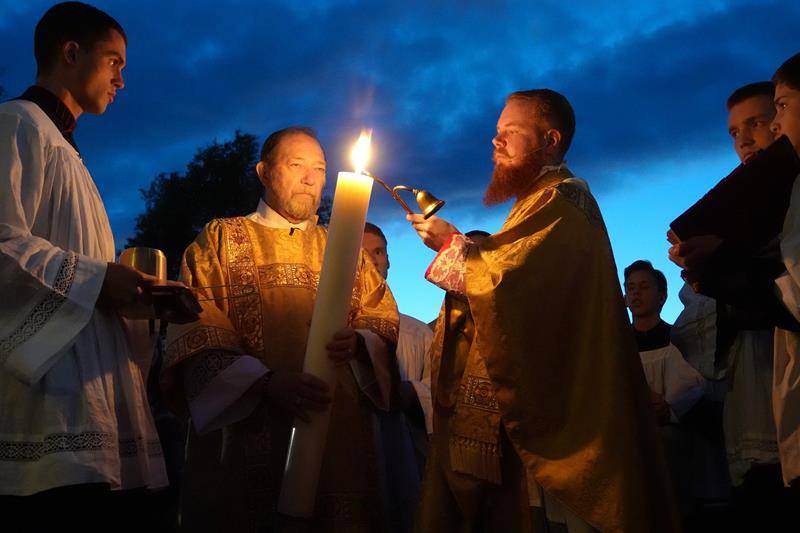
[670,83,785,523]
[0,2,177,528]
[670,66,800,525]
[624,260,706,425]
[624,260,706,519]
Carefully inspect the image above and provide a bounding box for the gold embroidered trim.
[257,263,319,290]
[459,375,500,412]
[164,325,241,367]
[555,181,603,228]
[184,350,241,402]
[223,218,264,354]
[352,316,398,344]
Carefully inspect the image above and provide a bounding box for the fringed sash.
[448,341,503,484]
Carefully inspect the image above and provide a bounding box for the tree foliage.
[127,131,331,278]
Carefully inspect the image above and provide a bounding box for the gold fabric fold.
[462,170,679,532]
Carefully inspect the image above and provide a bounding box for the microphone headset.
[528,135,556,154]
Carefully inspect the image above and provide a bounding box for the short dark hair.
[364,222,387,244]
[465,230,490,238]
[507,89,576,157]
[35,2,126,75]
[623,260,667,293]
[726,81,775,110]
[773,52,800,91]
[259,126,319,168]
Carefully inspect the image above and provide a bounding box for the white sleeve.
[352,329,393,411]
[184,353,268,434]
[0,113,106,384]
[663,345,707,419]
[406,324,434,434]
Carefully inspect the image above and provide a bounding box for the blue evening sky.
[1,0,796,322]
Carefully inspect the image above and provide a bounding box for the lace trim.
[0,252,78,362]
[0,431,163,461]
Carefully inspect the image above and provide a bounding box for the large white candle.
[277,132,374,519]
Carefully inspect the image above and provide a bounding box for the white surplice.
[672,281,779,486]
[0,100,166,495]
[639,343,707,421]
[672,284,719,380]
[774,173,800,485]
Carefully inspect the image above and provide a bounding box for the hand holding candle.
[326,327,359,366]
[277,131,376,519]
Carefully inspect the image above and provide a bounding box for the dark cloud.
[0,0,796,243]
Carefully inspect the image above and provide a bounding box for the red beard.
[483,151,546,206]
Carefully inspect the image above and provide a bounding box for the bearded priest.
[410,90,679,533]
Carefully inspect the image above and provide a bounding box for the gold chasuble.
[417,169,679,533]
[163,216,398,533]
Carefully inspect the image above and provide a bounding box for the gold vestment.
[417,170,680,533]
[163,217,399,532]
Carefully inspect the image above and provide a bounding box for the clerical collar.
[16,86,79,153]
[538,161,568,179]
[246,199,318,231]
[634,320,672,352]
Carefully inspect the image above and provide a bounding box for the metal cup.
[119,247,167,281]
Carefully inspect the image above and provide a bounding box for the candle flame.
[351,130,372,175]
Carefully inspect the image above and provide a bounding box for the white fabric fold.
[639,344,707,420]
[187,354,268,434]
[397,314,434,434]
[352,329,393,411]
[671,283,720,380]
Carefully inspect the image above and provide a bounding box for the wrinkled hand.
[668,234,722,270]
[265,371,332,423]
[326,327,359,366]
[407,214,459,252]
[98,262,158,318]
[649,390,671,426]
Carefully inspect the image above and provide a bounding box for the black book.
[670,135,800,253]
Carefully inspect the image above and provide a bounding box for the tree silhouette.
[127,131,331,278]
